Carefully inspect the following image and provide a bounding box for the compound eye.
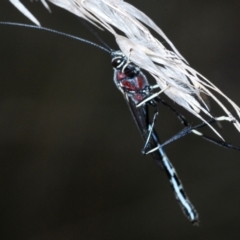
[112,57,123,69]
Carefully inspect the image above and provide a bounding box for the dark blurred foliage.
[0,1,240,239]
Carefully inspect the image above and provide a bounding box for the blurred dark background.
[0,1,240,239]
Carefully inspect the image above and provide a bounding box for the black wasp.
[1,21,240,224]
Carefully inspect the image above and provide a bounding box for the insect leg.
[155,97,240,150]
[141,111,158,155]
[146,121,240,155]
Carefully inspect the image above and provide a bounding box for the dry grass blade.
[9,0,41,25]
[8,0,240,137]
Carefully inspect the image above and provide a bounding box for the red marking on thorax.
[133,94,144,102]
[121,80,137,91]
[136,75,144,89]
[116,72,127,81]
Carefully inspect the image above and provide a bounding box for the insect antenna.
[0,21,111,54]
[79,18,113,53]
